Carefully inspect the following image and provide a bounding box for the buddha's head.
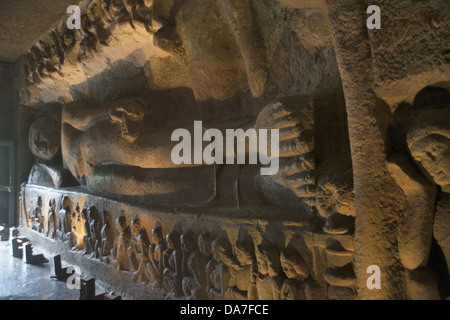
[29,113,61,161]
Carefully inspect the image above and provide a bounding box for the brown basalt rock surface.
[8,0,450,300]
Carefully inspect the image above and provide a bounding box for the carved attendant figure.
[208,237,233,299]
[180,230,203,299]
[226,239,257,300]
[163,230,183,296]
[112,213,131,271]
[147,226,167,288]
[407,100,450,273]
[87,206,102,258]
[128,216,151,282]
[199,232,214,294]
[99,213,115,260]
[389,87,450,299]
[57,196,72,241]
[252,241,284,300]
[47,199,57,239]
[99,220,114,260]
[279,248,309,300]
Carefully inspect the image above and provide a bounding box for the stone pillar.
[325,0,406,299]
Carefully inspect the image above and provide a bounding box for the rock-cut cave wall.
[15,0,450,300]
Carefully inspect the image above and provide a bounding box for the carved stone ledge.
[20,183,322,300]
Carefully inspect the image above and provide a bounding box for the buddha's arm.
[62,100,111,131]
[63,98,147,131]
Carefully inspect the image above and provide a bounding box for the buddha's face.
[410,134,450,189]
[29,117,60,161]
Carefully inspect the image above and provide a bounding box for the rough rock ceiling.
[0,0,75,63]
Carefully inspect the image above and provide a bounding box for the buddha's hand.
[108,101,145,124]
[108,99,146,143]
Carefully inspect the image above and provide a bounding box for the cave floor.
[0,240,79,300]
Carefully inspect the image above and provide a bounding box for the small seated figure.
[30,197,44,233]
[128,217,141,271]
[68,204,81,249]
[99,217,115,261]
[163,230,183,297]
[252,241,284,300]
[128,216,150,282]
[208,236,233,299]
[226,239,257,300]
[198,232,215,294]
[112,213,131,271]
[80,207,93,255]
[180,230,205,299]
[122,0,154,31]
[57,196,72,241]
[147,226,167,288]
[70,206,90,253]
[86,0,114,31]
[87,206,102,258]
[47,199,57,239]
[38,212,45,234]
[279,248,309,300]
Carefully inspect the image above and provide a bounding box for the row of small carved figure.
[24,0,155,84]
[27,197,326,300]
[112,216,328,300]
